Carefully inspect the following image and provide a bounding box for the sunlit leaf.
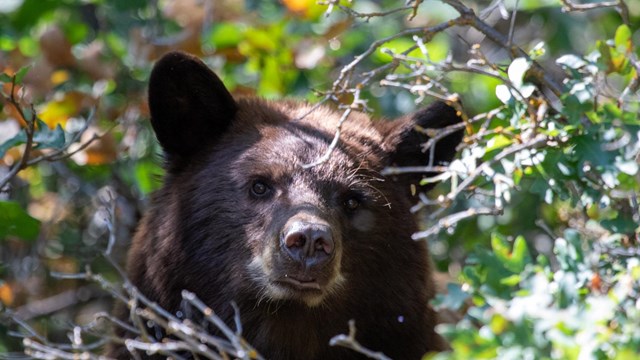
[614,24,631,53]
[17,36,38,57]
[495,84,512,104]
[507,57,530,88]
[0,281,14,305]
[528,41,546,59]
[489,314,508,334]
[283,0,311,13]
[0,35,16,51]
[259,56,285,97]
[556,54,587,69]
[209,23,244,49]
[50,69,69,85]
[500,274,521,286]
[134,161,162,195]
[38,91,84,128]
[283,0,326,19]
[244,28,277,52]
[485,134,512,153]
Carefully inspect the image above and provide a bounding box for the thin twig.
[329,320,391,360]
[413,207,503,239]
[0,77,36,191]
[559,0,629,24]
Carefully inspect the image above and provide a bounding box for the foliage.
[0,0,639,359]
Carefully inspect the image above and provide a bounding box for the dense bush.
[1,0,638,359]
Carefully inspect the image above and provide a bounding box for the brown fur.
[109,52,463,359]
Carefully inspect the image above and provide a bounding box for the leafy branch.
[0,70,107,193]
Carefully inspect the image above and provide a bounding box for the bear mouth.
[274,275,322,291]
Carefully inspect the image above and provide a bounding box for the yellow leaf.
[282,0,309,13]
[50,70,70,85]
[282,0,325,19]
[38,91,84,128]
[0,282,14,306]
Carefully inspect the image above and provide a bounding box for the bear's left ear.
[148,51,238,158]
[378,101,464,194]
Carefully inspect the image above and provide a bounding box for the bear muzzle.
[281,221,334,267]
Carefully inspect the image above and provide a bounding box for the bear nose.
[282,222,334,267]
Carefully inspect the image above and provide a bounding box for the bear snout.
[281,221,335,267]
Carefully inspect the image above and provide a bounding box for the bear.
[108,51,463,359]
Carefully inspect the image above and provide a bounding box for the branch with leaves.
[0,69,108,193]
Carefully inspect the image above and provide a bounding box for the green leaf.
[598,40,613,72]
[491,233,530,274]
[491,233,512,262]
[244,28,277,52]
[0,72,11,83]
[0,201,41,241]
[555,230,584,272]
[601,217,638,234]
[510,236,529,269]
[17,36,38,57]
[573,135,616,171]
[33,119,66,150]
[134,161,163,195]
[209,23,244,49]
[485,134,512,153]
[0,35,16,52]
[433,283,470,311]
[14,65,30,84]
[614,24,631,53]
[500,274,521,286]
[0,131,27,158]
[61,22,89,45]
[10,0,61,31]
[0,119,67,157]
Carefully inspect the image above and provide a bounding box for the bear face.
[113,51,463,360]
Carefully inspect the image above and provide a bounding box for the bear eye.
[344,197,360,211]
[251,180,270,197]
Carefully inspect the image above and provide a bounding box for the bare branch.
[301,107,353,168]
[412,207,503,240]
[448,134,550,202]
[0,77,36,191]
[560,0,629,24]
[329,320,392,360]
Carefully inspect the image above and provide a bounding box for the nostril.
[315,236,334,255]
[285,233,306,249]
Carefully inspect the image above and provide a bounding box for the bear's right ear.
[378,101,464,195]
[148,51,237,158]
